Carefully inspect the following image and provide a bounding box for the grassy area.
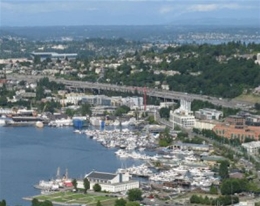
[33,191,117,205]
[234,93,260,104]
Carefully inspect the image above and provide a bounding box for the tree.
[34,56,41,64]
[36,86,45,100]
[114,105,130,117]
[0,200,6,206]
[65,108,76,117]
[80,103,92,116]
[114,198,127,206]
[210,184,218,194]
[93,183,102,192]
[32,198,39,206]
[96,200,102,206]
[127,188,142,201]
[42,200,53,206]
[0,96,7,107]
[83,177,90,194]
[72,179,78,191]
[158,127,173,147]
[190,195,201,204]
[159,107,171,119]
[221,178,248,195]
[219,160,229,179]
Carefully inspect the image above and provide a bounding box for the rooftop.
[86,171,117,180]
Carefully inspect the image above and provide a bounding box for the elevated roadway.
[7,74,254,109]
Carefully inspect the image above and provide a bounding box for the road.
[7,74,254,110]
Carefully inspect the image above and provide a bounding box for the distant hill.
[1,25,259,43]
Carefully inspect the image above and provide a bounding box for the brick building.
[213,124,260,141]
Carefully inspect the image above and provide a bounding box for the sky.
[0,0,259,26]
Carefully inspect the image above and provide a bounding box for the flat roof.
[175,142,209,148]
[31,52,77,56]
[86,171,117,180]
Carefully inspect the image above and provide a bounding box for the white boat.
[0,115,9,126]
[113,120,120,126]
[0,119,6,126]
[48,118,72,127]
[74,129,82,134]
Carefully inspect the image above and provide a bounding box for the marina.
[0,113,221,205]
[0,126,144,206]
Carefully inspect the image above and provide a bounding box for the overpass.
[7,74,254,109]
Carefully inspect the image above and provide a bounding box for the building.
[159,102,176,109]
[91,106,117,116]
[169,99,195,129]
[200,155,227,166]
[195,108,223,120]
[174,142,210,152]
[225,115,245,126]
[242,141,260,155]
[121,96,143,109]
[62,94,111,106]
[80,171,139,193]
[31,52,77,61]
[82,95,111,106]
[213,124,260,141]
[255,53,260,65]
[246,115,260,126]
[194,119,217,130]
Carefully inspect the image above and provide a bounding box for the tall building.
[169,99,195,129]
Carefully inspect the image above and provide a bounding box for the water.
[0,126,143,206]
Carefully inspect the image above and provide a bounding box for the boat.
[74,129,82,134]
[48,118,73,127]
[0,118,6,126]
[0,115,11,126]
[72,117,87,129]
[35,121,44,128]
[113,120,120,126]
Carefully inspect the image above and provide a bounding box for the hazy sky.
[1,0,259,26]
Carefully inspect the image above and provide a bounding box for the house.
[80,171,139,193]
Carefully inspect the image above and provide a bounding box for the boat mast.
[56,167,60,179]
[65,168,68,179]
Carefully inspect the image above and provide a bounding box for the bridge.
[7,74,254,109]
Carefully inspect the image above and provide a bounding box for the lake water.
[0,126,144,206]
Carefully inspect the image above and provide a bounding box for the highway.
[7,74,254,110]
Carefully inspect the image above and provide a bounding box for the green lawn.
[32,191,117,205]
[234,93,260,104]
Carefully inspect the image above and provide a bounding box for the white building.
[194,120,217,130]
[121,96,143,109]
[255,53,260,65]
[169,99,195,129]
[242,141,260,155]
[195,108,223,120]
[159,102,176,109]
[80,171,139,193]
[62,93,111,106]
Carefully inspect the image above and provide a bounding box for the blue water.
[0,126,143,206]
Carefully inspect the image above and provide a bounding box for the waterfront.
[0,126,143,206]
